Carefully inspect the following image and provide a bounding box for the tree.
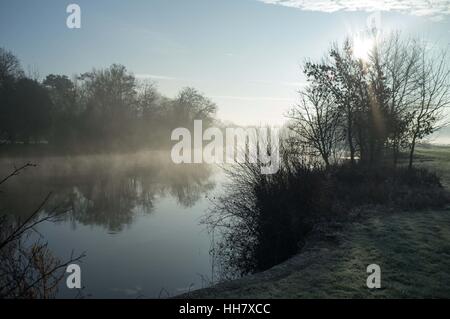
[43,74,79,146]
[43,74,77,113]
[0,48,24,85]
[1,51,53,145]
[172,87,217,128]
[287,85,342,168]
[300,32,450,168]
[137,81,160,120]
[0,48,24,143]
[304,40,363,165]
[0,164,84,298]
[77,64,138,147]
[364,41,392,165]
[12,78,53,143]
[407,47,450,169]
[379,34,420,165]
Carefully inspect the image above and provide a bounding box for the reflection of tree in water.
[0,156,215,232]
[163,165,216,208]
[70,176,143,232]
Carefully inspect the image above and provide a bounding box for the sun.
[353,35,374,61]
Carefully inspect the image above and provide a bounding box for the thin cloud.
[258,0,450,19]
[211,95,295,102]
[250,79,308,88]
[135,74,180,81]
[280,81,308,87]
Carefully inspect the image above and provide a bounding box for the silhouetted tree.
[0,164,84,299]
[77,64,138,148]
[0,48,219,152]
[287,85,342,168]
[379,34,420,166]
[171,87,217,128]
[0,48,24,85]
[304,41,360,164]
[407,47,450,169]
[12,79,53,143]
[299,32,450,168]
[43,74,79,146]
[0,48,24,143]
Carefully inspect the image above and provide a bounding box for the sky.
[1,0,450,130]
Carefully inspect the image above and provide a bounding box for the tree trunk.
[347,123,355,165]
[322,154,330,170]
[408,135,417,170]
[392,139,399,167]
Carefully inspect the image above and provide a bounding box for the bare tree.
[302,32,450,168]
[0,164,84,299]
[287,86,342,168]
[304,40,368,165]
[407,46,450,169]
[0,47,24,84]
[377,33,420,165]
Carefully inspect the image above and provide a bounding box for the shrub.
[205,157,449,278]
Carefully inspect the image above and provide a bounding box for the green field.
[415,145,450,189]
[182,146,450,298]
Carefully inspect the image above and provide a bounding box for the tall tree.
[43,74,79,146]
[407,47,450,169]
[12,78,53,143]
[299,32,450,168]
[0,48,24,143]
[0,48,24,85]
[171,87,217,128]
[379,34,420,166]
[78,64,137,147]
[287,85,342,168]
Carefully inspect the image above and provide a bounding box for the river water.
[0,151,223,298]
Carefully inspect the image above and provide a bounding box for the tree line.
[0,48,217,152]
[288,32,450,169]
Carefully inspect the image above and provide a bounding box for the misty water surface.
[0,151,223,298]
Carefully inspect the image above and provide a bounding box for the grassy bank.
[181,145,450,298]
[415,145,450,188]
[183,208,450,298]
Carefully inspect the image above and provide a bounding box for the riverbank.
[178,208,450,298]
[177,146,450,298]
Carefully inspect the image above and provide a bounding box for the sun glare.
[353,36,374,61]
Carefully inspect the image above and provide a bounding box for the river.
[0,151,223,298]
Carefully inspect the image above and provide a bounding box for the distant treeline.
[0,48,217,152]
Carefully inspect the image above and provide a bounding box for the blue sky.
[1,0,449,126]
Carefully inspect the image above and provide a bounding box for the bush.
[332,165,447,210]
[206,157,449,278]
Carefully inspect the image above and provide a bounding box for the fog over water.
[0,152,224,298]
